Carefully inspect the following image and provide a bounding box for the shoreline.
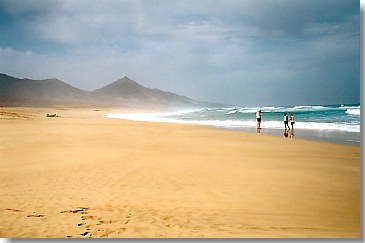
[104,111,360,146]
[0,107,360,238]
[230,126,360,146]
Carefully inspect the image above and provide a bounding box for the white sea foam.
[290,122,359,132]
[293,105,312,109]
[345,109,360,115]
[221,105,337,114]
[225,108,257,114]
[261,106,285,111]
[219,105,360,114]
[226,110,238,115]
[105,112,360,133]
[340,105,360,109]
[227,105,337,113]
[288,105,331,112]
[225,107,275,114]
[293,105,326,109]
[238,108,259,113]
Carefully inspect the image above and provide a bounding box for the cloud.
[0,0,360,106]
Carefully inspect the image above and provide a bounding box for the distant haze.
[0,0,360,106]
[0,73,211,108]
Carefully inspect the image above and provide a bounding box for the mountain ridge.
[0,73,213,108]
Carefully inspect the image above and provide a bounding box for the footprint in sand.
[6,208,24,213]
[99,220,118,224]
[26,214,45,218]
[62,206,133,237]
[60,207,94,237]
[6,208,46,218]
[60,207,89,214]
[81,215,97,221]
[123,213,132,224]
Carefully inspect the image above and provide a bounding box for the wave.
[105,113,360,133]
[225,106,286,115]
[341,105,360,109]
[226,110,239,115]
[346,109,360,115]
[226,108,257,114]
[221,105,353,114]
[281,121,359,132]
[288,105,331,112]
[293,105,326,109]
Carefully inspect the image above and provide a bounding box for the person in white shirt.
[284,112,290,130]
[290,113,295,130]
[256,110,261,129]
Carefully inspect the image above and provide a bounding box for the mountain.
[0,73,92,106]
[0,73,210,108]
[92,76,202,108]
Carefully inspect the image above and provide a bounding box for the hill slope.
[0,73,91,106]
[0,73,208,108]
[93,76,200,107]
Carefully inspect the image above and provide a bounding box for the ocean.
[105,104,361,146]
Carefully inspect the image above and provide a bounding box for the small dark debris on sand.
[27,214,45,218]
[46,113,60,117]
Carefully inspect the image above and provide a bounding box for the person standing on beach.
[256,110,262,130]
[290,113,295,130]
[284,112,290,130]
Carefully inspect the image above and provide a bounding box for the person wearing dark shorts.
[284,112,290,130]
[290,113,295,130]
[256,110,261,129]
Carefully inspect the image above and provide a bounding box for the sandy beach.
[0,107,360,238]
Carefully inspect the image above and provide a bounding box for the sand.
[0,107,360,238]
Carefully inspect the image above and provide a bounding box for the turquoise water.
[106,103,360,145]
[171,104,360,133]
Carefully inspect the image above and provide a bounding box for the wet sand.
[0,107,360,238]
[234,126,361,146]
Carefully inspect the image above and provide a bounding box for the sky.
[0,0,360,106]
